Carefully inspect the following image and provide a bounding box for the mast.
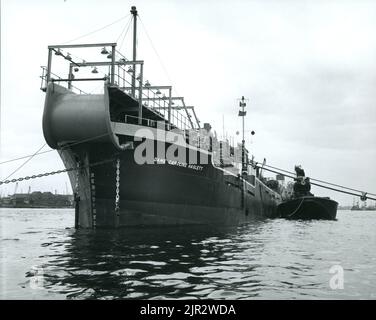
[237,96,247,210]
[238,96,247,174]
[242,99,245,172]
[131,6,138,98]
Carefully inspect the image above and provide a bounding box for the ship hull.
[277,197,338,220]
[60,144,281,228]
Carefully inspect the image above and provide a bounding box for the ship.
[41,6,282,228]
[276,166,338,220]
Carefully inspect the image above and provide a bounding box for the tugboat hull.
[277,196,338,220]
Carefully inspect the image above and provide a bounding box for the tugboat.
[277,166,338,220]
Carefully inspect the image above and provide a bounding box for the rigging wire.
[0,150,53,166]
[63,14,131,44]
[54,16,132,95]
[138,16,179,96]
[2,144,46,183]
[0,132,111,167]
[117,16,133,51]
[254,160,376,197]
[116,15,132,42]
[138,16,196,127]
[254,164,376,201]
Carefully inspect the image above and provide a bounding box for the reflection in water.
[1,209,376,299]
[42,223,265,299]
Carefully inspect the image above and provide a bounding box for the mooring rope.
[260,162,376,197]
[254,164,376,201]
[287,197,305,218]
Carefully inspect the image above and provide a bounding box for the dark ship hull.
[61,146,280,228]
[44,84,282,228]
[277,196,338,220]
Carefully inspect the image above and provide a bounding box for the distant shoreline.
[0,205,73,209]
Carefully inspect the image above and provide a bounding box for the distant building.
[0,192,73,208]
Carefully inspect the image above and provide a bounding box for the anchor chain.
[115,158,120,214]
[90,171,96,228]
[0,157,118,186]
[74,161,80,229]
[75,161,80,195]
[0,168,74,185]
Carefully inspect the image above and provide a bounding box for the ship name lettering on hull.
[154,157,203,171]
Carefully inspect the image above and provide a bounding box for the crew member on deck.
[293,165,313,197]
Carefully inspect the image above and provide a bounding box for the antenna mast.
[131,6,138,98]
[238,96,247,174]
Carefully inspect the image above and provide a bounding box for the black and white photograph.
[1,0,376,306]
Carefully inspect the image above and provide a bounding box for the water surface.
[1,208,375,299]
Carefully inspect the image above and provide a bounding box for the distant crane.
[14,182,18,195]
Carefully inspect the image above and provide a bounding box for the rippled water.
[1,208,375,299]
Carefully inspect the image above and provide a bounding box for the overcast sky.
[1,0,376,205]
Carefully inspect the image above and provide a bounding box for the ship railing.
[41,43,197,131]
[120,114,212,151]
[118,84,193,131]
[121,114,193,137]
[138,91,195,131]
[140,94,193,131]
[112,52,195,131]
[106,63,193,131]
[108,68,181,128]
[40,66,88,95]
[41,61,192,130]
[123,114,174,131]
